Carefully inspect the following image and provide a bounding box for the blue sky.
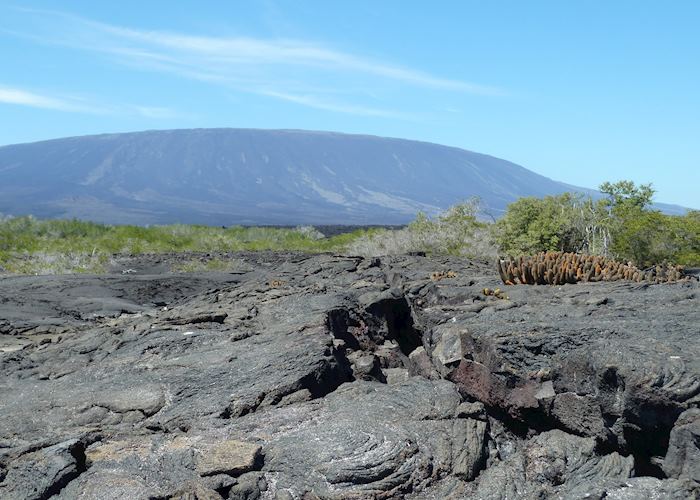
[1,1,698,209]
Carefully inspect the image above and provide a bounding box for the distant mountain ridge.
[0,128,688,225]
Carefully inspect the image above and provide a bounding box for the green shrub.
[494,181,699,267]
[492,193,584,255]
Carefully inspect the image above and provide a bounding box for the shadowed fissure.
[329,287,684,484]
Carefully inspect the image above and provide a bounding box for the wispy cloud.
[97,23,501,94]
[4,8,505,118]
[0,84,180,118]
[0,85,101,113]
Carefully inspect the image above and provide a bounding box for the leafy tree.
[494,180,699,267]
[666,210,700,266]
[599,180,654,211]
[493,193,583,255]
[599,181,660,266]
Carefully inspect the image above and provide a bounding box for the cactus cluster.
[497,252,685,285]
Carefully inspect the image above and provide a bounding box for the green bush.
[494,181,700,267]
[493,193,583,255]
[662,212,697,265]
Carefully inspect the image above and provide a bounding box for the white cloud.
[5,8,505,117]
[0,84,180,118]
[98,24,502,95]
[0,86,84,111]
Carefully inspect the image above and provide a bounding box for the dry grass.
[347,225,497,259]
[347,201,498,259]
[2,252,114,275]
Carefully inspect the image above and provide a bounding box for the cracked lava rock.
[0,252,698,499]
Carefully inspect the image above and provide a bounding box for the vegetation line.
[0,221,377,274]
[1,181,697,275]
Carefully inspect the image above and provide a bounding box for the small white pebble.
[183,331,194,336]
[669,356,681,359]
[162,306,168,311]
[451,317,457,323]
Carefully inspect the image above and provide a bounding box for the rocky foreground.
[0,252,698,499]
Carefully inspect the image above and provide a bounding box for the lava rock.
[664,408,700,485]
[0,252,696,498]
[196,440,262,477]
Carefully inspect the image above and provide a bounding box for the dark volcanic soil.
[0,253,698,499]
